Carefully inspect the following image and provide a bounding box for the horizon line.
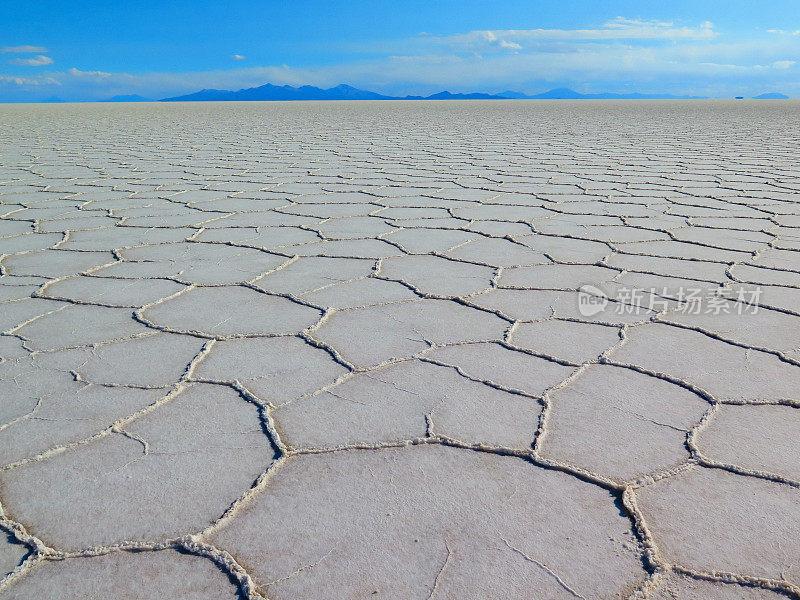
[0,82,791,104]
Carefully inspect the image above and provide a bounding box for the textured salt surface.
[1,100,799,598]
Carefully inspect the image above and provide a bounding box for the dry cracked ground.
[0,100,799,599]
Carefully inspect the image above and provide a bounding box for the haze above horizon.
[1,0,798,102]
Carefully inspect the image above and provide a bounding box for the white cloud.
[7,55,53,66]
[699,59,798,72]
[0,45,48,53]
[0,74,60,85]
[499,40,522,50]
[434,18,717,50]
[231,54,246,60]
[604,17,675,29]
[68,67,113,78]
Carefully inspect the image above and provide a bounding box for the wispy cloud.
[231,54,246,60]
[68,67,113,78]
[431,17,717,53]
[0,74,60,85]
[499,40,522,51]
[7,55,53,66]
[699,59,798,71]
[1,45,48,53]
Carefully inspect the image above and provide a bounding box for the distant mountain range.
[498,87,710,100]
[752,92,789,99]
[160,83,716,102]
[103,94,153,102]
[160,83,513,102]
[76,84,790,103]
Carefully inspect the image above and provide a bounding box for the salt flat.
[1,100,799,599]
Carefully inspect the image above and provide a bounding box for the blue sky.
[1,0,799,101]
